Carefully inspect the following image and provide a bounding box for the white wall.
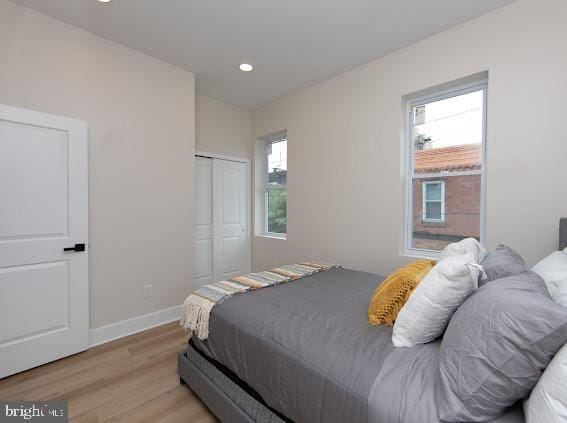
[196,94,252,159]
[252,0,567,273]
[0,0,196,328]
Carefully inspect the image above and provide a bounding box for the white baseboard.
[90,305,182,347]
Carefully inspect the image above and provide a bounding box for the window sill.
[256,234,287,240]
[401,249,441,261]
[421,221,447,228]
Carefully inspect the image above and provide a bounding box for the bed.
[178,267,525,422]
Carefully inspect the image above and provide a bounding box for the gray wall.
[252,0,567,273]
[196,94,252,159]
[0,0,196,329]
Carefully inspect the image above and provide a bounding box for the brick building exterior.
[412,144,481,250]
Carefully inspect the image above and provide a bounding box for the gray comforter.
[195,268,524,423]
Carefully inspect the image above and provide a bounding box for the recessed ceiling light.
[239,63,253,72]
[98,0,112,3]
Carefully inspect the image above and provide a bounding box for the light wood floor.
[0,322,217,422]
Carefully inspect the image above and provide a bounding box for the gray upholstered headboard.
[560,218,567,250]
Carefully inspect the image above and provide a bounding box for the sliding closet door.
[194,156,214,287]
[212,159,250,282]
[194,155,250,288]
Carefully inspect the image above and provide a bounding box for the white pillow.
[392,253,481,348]
[523,343,567,422]
[441,237,487,262]
[532,250,567,306]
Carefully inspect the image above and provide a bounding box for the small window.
[405,78,487,255]
[265,136,287,235]
[422,181,445,222]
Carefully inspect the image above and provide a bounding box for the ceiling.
[11,0,516,110]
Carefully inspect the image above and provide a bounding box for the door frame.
[194,151,252,277]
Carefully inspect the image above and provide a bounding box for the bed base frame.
[178,340,288,423]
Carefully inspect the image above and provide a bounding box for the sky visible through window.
[268,140,287,172]
[415,90,483,149]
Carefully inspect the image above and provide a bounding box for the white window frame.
[264,136,287,237]
[422,181,445,223]
[403,78,488,258]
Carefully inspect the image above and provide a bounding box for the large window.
[265,135,287,235]
[405,79,487,254]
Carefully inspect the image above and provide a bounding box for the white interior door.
[212,158,250,282]
[0,104,88,378]
[194,155,250,287]
[194,156,214,287]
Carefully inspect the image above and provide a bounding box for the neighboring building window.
[422,181,445,222]
[265,135,287,235]
[405,78,487,254]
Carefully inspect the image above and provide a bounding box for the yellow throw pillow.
[368,260,436,326]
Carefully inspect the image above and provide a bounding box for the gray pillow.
[480,244,527,285]
[519,269,551,296]
[436,271,567,422]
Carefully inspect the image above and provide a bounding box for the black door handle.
[64,243,86,252]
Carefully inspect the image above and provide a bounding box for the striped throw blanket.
[181,262,340,340]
